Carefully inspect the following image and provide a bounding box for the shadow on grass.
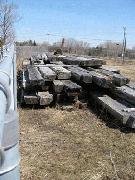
[87,102,135,134]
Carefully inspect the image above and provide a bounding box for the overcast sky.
[13,0,135,48]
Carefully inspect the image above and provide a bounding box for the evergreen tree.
[33,40,37,46]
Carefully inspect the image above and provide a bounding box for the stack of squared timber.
[87,67,135,128]
[53,79,82,95]
[22,65,55,106]
[21,63,83,105]
[67,65,113,88]
[53,80,82,103]
[87,67,129,87]
[19,53,135,128]
[94,68,129,86]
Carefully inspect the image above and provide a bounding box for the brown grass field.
[19,59,135,180]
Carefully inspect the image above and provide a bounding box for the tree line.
[16,38,135,59]
[16,40,37,46]
[50,38,135,59]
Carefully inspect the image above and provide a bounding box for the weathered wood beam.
[88,70,114,88]
[51,61,64,65]
[50,66,71,80]
[34,64,74,68]
[27,65,44,86]
[24,95,39,105]
[38,66,56,81]
[38,91,53,105]
[97,68,129,86]
[113,86,135,105]
[89,91,135,128]
[62,80,82,96]
[62,56,106,67]
[67,66,113,88]
[53,80,64,93]
[67,66,92,84]
[88,67,129,87]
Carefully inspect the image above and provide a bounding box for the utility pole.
[61,38,65,49]
[122,27,126,63]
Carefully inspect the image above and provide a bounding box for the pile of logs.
[18,54,135,128]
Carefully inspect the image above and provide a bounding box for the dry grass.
[20,58,135,180]
[20,108,135,180]
[105,60,135,81]
[117,66,135,81]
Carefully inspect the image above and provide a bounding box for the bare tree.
[0,1,17,54]
[54,38,90,54]
[100,41,123,59]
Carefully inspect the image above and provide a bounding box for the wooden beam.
[89,91,135,128]
[51,61,64,65]
[50,66,71,80]
[62,80,82,96]
[62,56,106,67]
[113,86,135,105]
[38,66,56,81]
[88,67,129,87]
[27,65,44,86]
[53,80,64,93]
[24,95,39,105]
[67,66,92,84]
[38,91,53,106]
[97,68,129,86]
[88,70,114,88]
